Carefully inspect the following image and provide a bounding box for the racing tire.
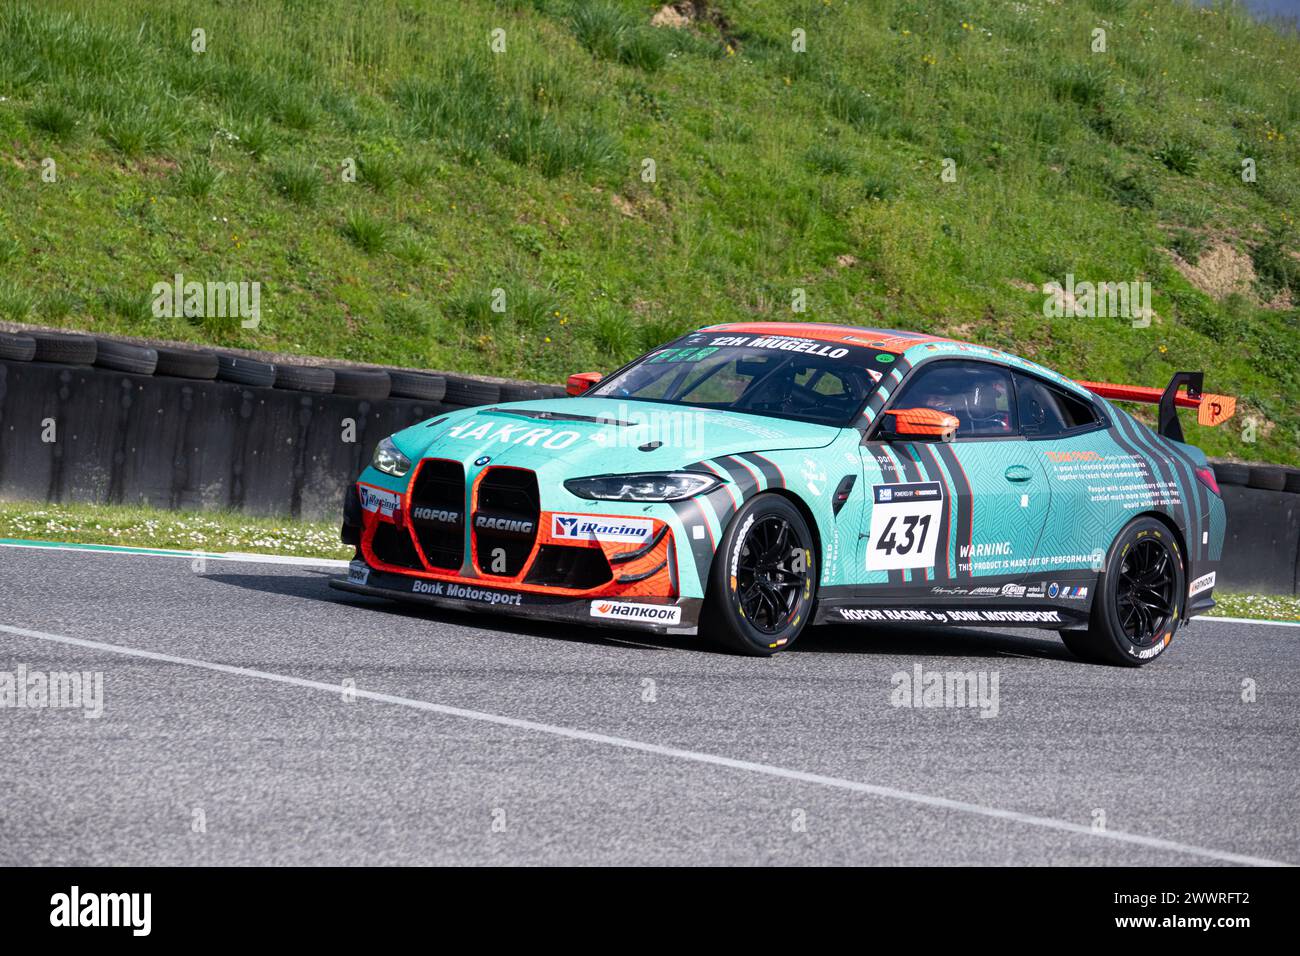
[0,331,36,361]
[217,354,276,388]
[31,332,97,365]
[386,369,446,402]
[1212,461,1248,486]
[499,382,550,402]
[444,375,500,407]
[332,368,391,401]
[154,347,219,380]
[94,338,158,375]
[1061,516,1185,667]
[701,493,817,656]
[1247,465,1287,492]
[274,364,335,393]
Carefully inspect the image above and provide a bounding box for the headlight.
[564,472,723,502]
[371,437,411,478]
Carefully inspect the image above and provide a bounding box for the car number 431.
[866,481,945,572]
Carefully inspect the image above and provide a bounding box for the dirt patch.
[835,254,858,268]
[1169,240,1256,300]
[650,2,735,44]
[650,5,691,29]
[610,193,637,218]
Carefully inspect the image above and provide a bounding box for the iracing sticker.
[358,485,399,516]
[866,481,944,572]
[552,514,653,543]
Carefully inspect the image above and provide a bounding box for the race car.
[332,323,1235,666]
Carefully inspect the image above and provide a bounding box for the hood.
[391,397,843,475]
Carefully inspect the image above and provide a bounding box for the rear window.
[1015,374,1101,437]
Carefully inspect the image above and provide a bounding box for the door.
[859,359,1052,586]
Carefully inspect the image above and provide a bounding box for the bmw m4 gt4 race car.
[332,323,1236,666]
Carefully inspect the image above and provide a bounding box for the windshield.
[588,331,897,426]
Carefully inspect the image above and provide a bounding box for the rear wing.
[1076,371,1236,443]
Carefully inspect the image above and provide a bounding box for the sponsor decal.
[589,601,683,625]
[698,334,850,359]
[1047,583,1060,599]
[410,578,524,607]
[1000,583,1026,598]
[358,485,400,516]
[1188,571,1216,597]
[475,514,535,535]
[1025,582,1046,598]
[446,421,583,450]
[840,608,949,623]
[347,560,370,586]
[411,507,460,524]
[837,607,1062,625]
[930,586,969,596]
[969,586,1001,597]
[552,513,653,544]
[866,481,944,572]
[1045,450,1104,462]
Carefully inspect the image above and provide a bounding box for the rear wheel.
[1061,516,1184,666]
[702,494,817,656]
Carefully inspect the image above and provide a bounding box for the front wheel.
[1061,516,1184,666]
[701,494,817,656]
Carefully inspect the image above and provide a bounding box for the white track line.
[1,624,1291,867]
[1200,615,1300,629]
[0,540,347,568]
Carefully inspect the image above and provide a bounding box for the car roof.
[700,322,950,353]
[698,322,1097,401]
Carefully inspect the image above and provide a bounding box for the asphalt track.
[1,543,1297,866]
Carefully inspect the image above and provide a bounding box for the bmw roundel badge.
[474,456,491,467]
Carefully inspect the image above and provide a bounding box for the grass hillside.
[0,0,1297,463]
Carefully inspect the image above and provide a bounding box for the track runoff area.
[0,541,1294,935]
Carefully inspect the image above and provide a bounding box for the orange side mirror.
[566,372,603,396]
[882,407,960,440]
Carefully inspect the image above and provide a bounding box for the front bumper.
[339,458,706,633]
[331,561,703,633]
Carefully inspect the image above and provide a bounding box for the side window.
[889,361,1016,438]
[1015,374,1100,437]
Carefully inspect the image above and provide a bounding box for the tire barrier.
[0,334,555,522]
[1212,460,1300,595]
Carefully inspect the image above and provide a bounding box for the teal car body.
[334,323,1226,649]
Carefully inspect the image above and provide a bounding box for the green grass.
[0,500,351,559]
[1213,592,1300,622]
[0,0,1298,464]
